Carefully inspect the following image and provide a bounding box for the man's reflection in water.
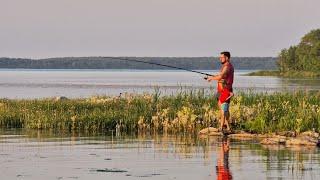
[216,137,232,180]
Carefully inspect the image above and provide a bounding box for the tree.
[277,29,320,74]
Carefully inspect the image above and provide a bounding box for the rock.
[257,133,277,138]
[228,132,258,139]
[286,138,317,146]
[299,131,319,139]
[277,131,296,137]
[260,136,286,145]
[198,127,219,135]
[208,131,223,136]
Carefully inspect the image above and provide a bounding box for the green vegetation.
[0,90,319,134]
[249,29,320,77]
[278,29,320,75]
[246,70,280,76]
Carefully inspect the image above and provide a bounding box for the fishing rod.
[102,56,213,76]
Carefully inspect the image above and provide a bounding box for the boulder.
[298,131,319,139]
[257,133,277,138]
[286,138,317,146]
[208,131,223,136]
[277,131,296,137]
[228,132,258,139]
[198,127,219,135]
[260,136,286,145]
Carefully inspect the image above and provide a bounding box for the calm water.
[1,130,320,180]
[0,69,319,99]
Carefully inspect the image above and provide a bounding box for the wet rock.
[208,131,223,136]
[298,131,319,139]
[228,132,258,139]
[198,127,219,135]
[286,138,317,146]
[277,131,296,137]
[257,133,277,138]
[283,131,320,146]
[260,136,286,145]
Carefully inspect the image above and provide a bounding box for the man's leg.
[220,110,225,131]
[218,101,224,131]
[222,103,231,131]
[224,111,231,131]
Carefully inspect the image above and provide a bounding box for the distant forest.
[0,57,276,70]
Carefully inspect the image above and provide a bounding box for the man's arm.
[207,66,229,82]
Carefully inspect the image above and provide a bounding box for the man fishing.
[206,51,234,133]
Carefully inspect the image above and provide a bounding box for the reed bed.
[0,90,319,134]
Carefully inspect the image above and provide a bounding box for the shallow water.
[0,69,319,99]
[1,129,320,180]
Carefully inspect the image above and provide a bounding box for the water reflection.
[216,138,232,180]
[1,130,320,179]
[279,78,320,91]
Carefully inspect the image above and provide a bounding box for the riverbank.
[246,70,320,78]
[0,90,319,134]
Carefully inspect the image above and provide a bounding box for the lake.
[1,129,319,180]
[0,69,319,99]
[1,69,320,180]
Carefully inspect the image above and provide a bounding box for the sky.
[1,0,320,58]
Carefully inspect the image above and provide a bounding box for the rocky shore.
[199,127,320,147]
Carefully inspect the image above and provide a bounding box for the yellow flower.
[71,115,77,122]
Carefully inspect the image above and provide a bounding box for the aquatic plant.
[0,90,319,134]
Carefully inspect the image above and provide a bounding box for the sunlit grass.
[0,90,319,134]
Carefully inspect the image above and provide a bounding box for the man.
[206,51,234,132]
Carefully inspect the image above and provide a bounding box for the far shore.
[245,70,320,78]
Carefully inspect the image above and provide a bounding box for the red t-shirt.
[218,62,234,92]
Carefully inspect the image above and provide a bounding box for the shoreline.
[245,70,320,78]
[199,127,320,147]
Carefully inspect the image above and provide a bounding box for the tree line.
[0,57,276,70]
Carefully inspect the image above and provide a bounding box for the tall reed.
[0,90,319,134]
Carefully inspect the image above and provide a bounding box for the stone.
[286,138,317,146]
[299,131,319,139]
[208,131,223,136]
[260,136,286,145]
[277,131,296,137]
[257,133,277,138]
[198,127,219,135]
[228,132,258,139]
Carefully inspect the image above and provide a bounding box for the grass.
[0,90,319,134]
[246,70,320,78]
[246,70,280,76]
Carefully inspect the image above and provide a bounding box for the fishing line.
[102,56,213,76]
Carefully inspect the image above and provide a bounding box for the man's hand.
[205,75,215,82]
[226,92,234,101]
